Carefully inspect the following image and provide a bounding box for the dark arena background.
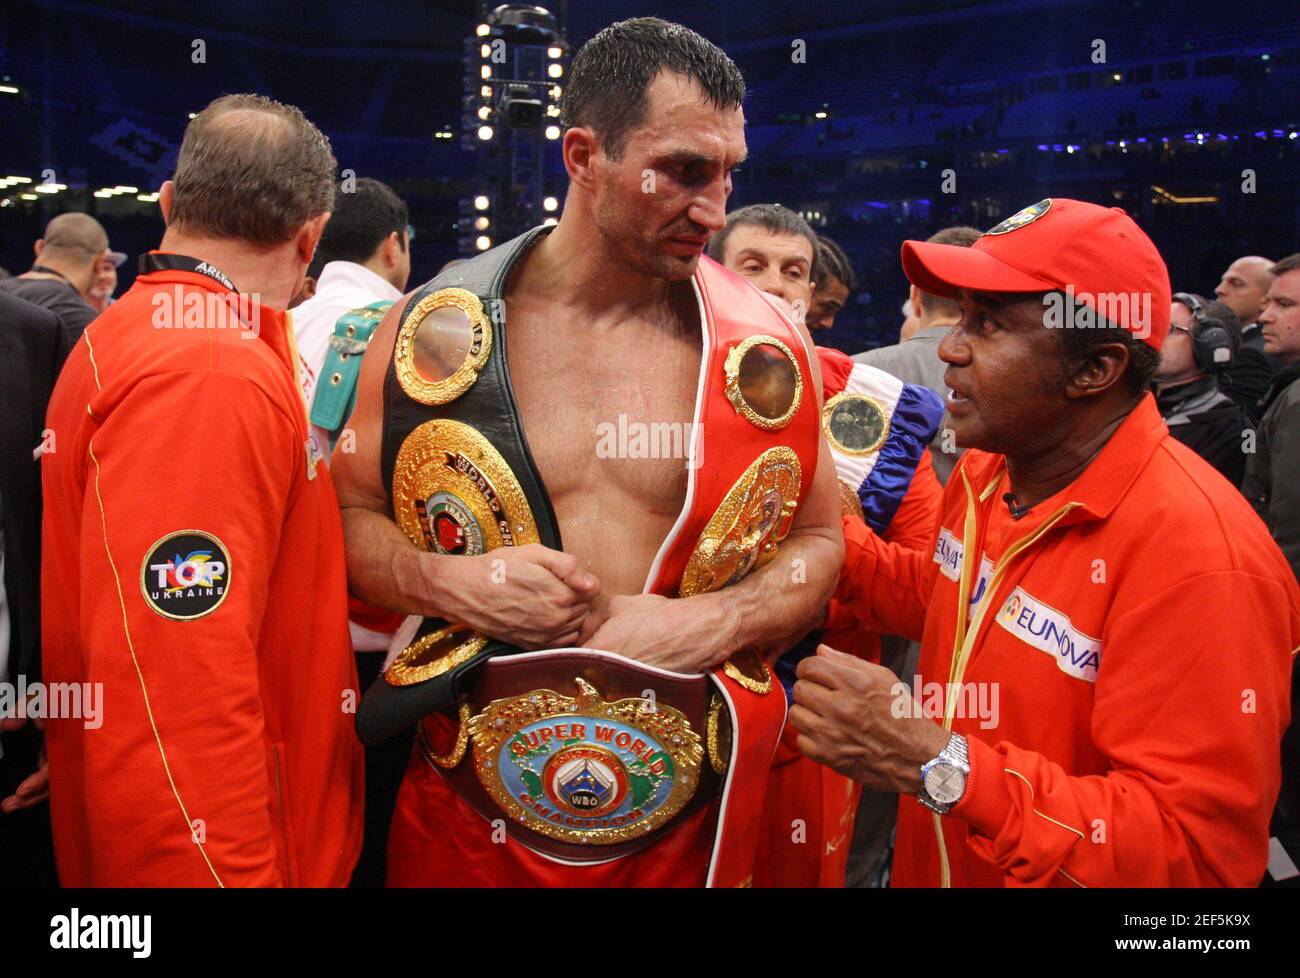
[2,0,1297,353]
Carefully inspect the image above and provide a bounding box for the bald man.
[0,213,110,346]
[1215,255,1283,422]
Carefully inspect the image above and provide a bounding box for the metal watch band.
[919,732,970,815]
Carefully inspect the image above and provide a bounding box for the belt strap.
[310,300,393,439]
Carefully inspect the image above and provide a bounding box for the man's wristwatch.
[918,733,970,815]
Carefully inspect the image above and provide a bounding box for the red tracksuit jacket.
[41,264,363,886]
[830,395,1299,887]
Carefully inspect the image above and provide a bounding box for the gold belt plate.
[679,446,802,598]
[466,679,704,845]
[394,287,492,405]
[386,420,540,687]
[678,447,800,695]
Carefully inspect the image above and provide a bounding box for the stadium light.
[478,125,494,140]
[474,195,490,210]
[475,235,492,251]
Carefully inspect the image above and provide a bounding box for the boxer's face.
[939,289,1069,455]
[592,71,746,281]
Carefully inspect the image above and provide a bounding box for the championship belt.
[814,347,944,532]
[360,231,819,885]
[422,649,720,861]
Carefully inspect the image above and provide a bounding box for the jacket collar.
[1155,375,1218,415]
[1262,361,1300,415]
[314,260,403,304]
[961,394,1169,532]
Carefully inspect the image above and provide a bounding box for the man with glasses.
[1154,293,1251,486]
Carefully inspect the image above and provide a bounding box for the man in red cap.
[796,198,1300,886]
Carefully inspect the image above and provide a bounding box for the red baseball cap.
[901,198,1171,349]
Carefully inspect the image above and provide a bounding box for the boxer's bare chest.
[506,291,701,593]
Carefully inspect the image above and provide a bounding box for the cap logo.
[985,199,1052,235]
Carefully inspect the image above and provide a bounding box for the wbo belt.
[416,648,730,862]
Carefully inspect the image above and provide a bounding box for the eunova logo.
[997,586,1101,683]
[139,530,232,621]
[932,529,993,619]
[932,528,963,581]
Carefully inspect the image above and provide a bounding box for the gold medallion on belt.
[386,419,540,686]
[679,445,803,694]
[394,288,492,406]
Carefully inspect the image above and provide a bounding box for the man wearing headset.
[1153,293,1252,486]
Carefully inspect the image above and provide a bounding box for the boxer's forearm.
[695,527,843,665]
[340,505,448,616]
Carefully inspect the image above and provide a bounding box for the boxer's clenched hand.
[790,645,949,794]
[441,544,600,650]
[582,594,726,673]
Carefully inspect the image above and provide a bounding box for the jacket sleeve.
[824,511,938,642]
[953,570,1298,887]
[78,367,300,886]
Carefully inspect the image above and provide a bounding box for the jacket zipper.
[933,466,1080,887]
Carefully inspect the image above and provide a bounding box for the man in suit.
[0,289,67,887]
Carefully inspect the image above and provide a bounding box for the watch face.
[923,761,966,805]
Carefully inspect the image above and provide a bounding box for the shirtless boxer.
[332,17,842,887]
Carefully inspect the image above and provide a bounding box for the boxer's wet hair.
[708,204,818,277]
[564,17,745,160]
[169,93,336,246]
